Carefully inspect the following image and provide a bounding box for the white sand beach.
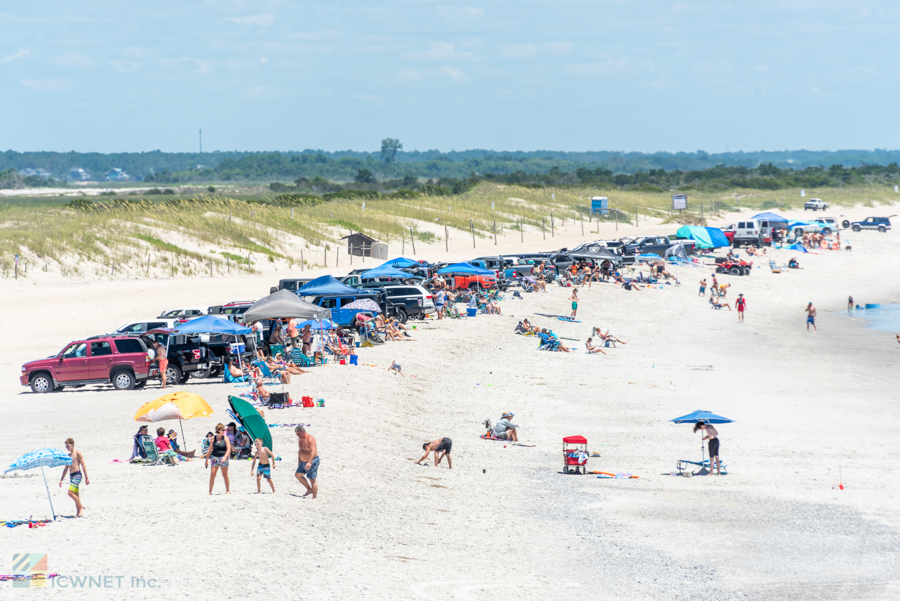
[2,205,899,600]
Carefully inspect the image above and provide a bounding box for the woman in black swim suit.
[416,437,453,469]
[203,423,232,494]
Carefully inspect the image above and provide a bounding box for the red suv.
[20,336,152,393]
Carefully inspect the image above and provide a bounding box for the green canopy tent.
[228,396,273,452]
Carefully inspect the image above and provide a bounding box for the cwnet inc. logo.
[8,554,160,589]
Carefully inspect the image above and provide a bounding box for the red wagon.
[563,435,588,474]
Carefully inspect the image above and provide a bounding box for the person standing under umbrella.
[694,423,721,475]
[59,438,89,517]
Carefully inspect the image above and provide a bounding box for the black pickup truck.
[621,236,695,263]
[140,329,254,383]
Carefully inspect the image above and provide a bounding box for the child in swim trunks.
[251,438,276,493]
[59,437,89,517]
[389,361,404,377]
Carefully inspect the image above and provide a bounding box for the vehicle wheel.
[715,266,724,274]
[852,225,861,232]
[822,228,832,235]
[742,267,751,276]
[842,220,850,228]
[804,207,808,211]
[112,370,136,391]
[30,373,55,394]
[209,366,221,378]
[165,364,182,385]
[879,226,886,232]
[794,228,804,235]
[729,267,741,275]
[179,372,190,384]
[396,309,408,324]
[134,380,147,389]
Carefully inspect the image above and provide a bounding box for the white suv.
[804,198,828,211]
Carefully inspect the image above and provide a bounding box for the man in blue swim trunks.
[805,302,817,333]
[295,426,319,498]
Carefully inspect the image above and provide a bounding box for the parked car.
[159,307,207,319]
[622,236,679,259]
[500,256,558,282]
[848,216,892,232]
[301,289,389,327]
[809,217,838,234]
[141,329,247,383]
[721,220,772,247]
[208,300,256,323]
[381,284,435,321]
[21,336,152,393]
[270,278,315,294]
[114,318,179,334]
[804,198,828,211]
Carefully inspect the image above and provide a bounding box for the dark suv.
[849,217,892,232]
[21,336,152,393]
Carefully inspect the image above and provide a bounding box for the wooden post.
[336,247,339,267]
[494,221,497,245]
[350,245,353,265]
[542,217,545,240]
[324,246,327,267]
[229,211,232,224]
[291,207,294,220]
[445,226,449,252]
[210,256,213,276]
[402,232,405,255]
[520,218,523,243]
[471,219,475,248]
[551,212,554,237]
[410,227,416,255]
[580,212,584,235]
[147,254,150,276]
[301,250,304,270]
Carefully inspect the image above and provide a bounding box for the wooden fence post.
[471,220,475,248]
[551,212,554,237]
[410,227,416,255]
[542,217,545,240]
[494,221,497,245]
[445,226,449,252]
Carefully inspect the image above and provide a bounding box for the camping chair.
[676,458,728,475]
[289,347,314,367]
[140,435,169,466]
[267,391,290,409]
[537,333,560,352]
[224,369,251,387]
[252,361,282,385]
[709,298,724,310]
[446,303,464,319]
[269,344,285,358]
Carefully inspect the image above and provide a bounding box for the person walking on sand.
[699,278,707,297]
[735,293,747,323]
[848,296,854,312]
[417,437,453,469]
[806,302,818,333]
[59,437,89,517]
[295,426,319,498]
[153,341,168,389]
[251,438,276,494]
[569,289,579,318]
[694,422,721,475]
[203,423,232,495]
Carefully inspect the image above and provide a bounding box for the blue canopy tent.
[296,275,361,297]
[172,315,252,336]
[297,318,338,331]
[436,262,493,275]
[752,211,789,223]
[382,257,419,268]
[676,225,730,249]
[360,264,413,279]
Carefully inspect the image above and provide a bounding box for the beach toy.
[467,308,477,317]
[315,399,324,408]
[349,355,358,365]
[339,359,346,365]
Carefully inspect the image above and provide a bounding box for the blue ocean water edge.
[845,304,900,333]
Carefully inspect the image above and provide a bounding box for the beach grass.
[1,183,897,278]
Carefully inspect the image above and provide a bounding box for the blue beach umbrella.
[297,318,337,331]
[670,410,734,424]
[5,448,73,520]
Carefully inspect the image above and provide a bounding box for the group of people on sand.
[798,231,840,251]
[201,423,319,498]
[356,312,417,341]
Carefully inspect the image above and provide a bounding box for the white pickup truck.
[804,198,828,211]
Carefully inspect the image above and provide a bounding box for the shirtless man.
[294,426,319,498]
[59,437,89,517]
[417,437,453,469]
[806,302,817,333]
[153,341,168,389]
[255,379,271,403]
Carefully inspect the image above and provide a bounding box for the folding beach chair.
[140,435,168,466]
[289,347,314,367]
[252,361,282,385]
[709,298,724,310]
[676,458,728,475]
[537,333,560,352]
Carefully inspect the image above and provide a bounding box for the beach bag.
[301,396,315,408]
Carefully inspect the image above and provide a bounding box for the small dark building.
[342,232,378,257]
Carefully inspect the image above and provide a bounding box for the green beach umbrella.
[227,396,273,452]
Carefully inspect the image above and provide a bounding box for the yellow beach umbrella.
[134,391,214,452]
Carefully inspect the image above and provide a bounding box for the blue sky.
[2,1,899,153]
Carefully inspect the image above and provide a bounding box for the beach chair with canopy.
[563,436,589,474]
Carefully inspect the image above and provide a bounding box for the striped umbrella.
[5,448,72,521]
